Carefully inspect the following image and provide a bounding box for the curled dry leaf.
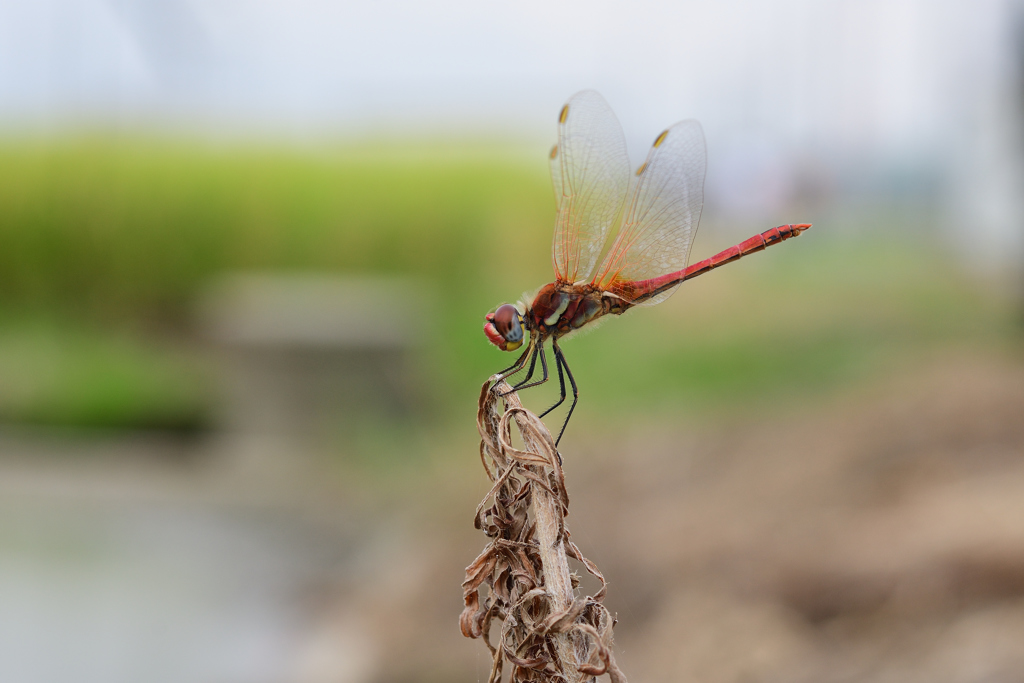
[461,377,627,683]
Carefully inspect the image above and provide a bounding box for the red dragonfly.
[484,90,810,445]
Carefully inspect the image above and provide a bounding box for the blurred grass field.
[0,137,1017,432]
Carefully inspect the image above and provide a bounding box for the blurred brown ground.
[374,349,1024,682]
[3,329,1022,683]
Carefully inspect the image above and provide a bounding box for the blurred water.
[0,439,362,683]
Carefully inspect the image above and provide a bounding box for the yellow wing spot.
[636,162,647,176]
[559,104,569,124]
[653,129,669,147]
[550,144,558,160]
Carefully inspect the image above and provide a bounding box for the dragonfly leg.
[538,347,566,419]
[551,342,578,447]
[499,341,548,396]
[492,340,533,388]
[497,343,540,397]
[510,344,541,390]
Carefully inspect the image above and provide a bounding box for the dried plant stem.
[515,404,579,676]
[461,376,627,683]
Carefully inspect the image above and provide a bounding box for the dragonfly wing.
[550,90,631,284]
[593,119,706,305]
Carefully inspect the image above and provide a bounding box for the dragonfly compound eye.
[483,304,524,351]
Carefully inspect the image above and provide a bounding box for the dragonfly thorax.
[527,283,618,338]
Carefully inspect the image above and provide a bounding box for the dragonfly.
[484,90,810,446]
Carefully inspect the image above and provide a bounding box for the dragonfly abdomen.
[682,223,810,283]
[621,223,812,303]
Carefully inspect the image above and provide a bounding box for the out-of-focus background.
[1,1,1024,681]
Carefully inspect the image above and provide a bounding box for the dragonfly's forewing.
[592,119,706,306]
[550,90,631,284]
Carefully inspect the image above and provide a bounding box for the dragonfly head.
[484,304,524,352]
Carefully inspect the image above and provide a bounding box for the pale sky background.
[1,0,1022,257]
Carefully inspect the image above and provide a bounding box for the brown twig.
[461,376,627,683]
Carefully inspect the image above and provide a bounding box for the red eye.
[492,304,518,337]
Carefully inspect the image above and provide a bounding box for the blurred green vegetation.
[0,313,208,431]
[0,137,1015,431]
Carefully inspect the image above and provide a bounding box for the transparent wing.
[592,119,706,305]
[550,90,631,284]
